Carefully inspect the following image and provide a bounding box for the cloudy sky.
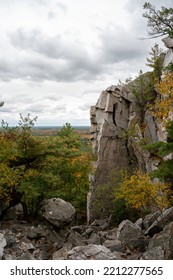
[0,0,172,126]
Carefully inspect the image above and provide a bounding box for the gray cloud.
[97,25,151,65]
[5,24,155,84]
[79,104,91,111]
[125,0,173,13]
[56,2,67,13]
[5,28,105,82]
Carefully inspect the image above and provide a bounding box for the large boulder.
[0,233,6,259]
[68,244,118,260]
[42,198,76,228]
[53,247,68,260]
[140,246,164,260]
[143,211,160,230]
[146,221,173,259]
[117,220,148,252]
[144,208,173,237]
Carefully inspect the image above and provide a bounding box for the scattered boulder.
[140,246,164,260]
[144,208,173,237]
[2,204,23,221]
[42,198,76,228]
[53,247,68,260]
[143,211,160,230]
[68,244,118,260]
[0,233,6,259]
[1,201,173,260]
[147,221,173,259]
[117,220,148,252]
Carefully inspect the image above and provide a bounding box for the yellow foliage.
[154,72,173,122]
[115,170,171,212]
[0,163,22,204]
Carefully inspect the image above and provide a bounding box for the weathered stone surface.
[42,198,76,228]
[53,247,68,260]
[68,244,118,260]
[66,231,86,247]
[2,204,23,221]
[143,211,160,230]
[88,79,164,222]
[140,246,164,260]
[162,36,173,69]
[103,239,122,252]
[27,225,46,239]
[0,233,6,259]
[134,218,143,229]
[147,222,173,259]
[145,208,173,237]
[162,36,173,49]
[117,220,148,252]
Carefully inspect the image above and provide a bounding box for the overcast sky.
[0,0,172,126]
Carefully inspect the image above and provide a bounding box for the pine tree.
[145,121,173,188]
[143,2,173,38]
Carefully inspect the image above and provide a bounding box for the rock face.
[88,83,164,222]
[162,36,173,68]
[88,36,173,223]
[42,198,76,228]
[0,233,6,259]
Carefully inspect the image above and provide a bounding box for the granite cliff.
[88,37,173,223]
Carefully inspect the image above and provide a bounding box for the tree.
[145,121,173,187]
[130,70,156,123]
[146,43,164,80]
[0,119,92,220]
[143,2,173,38]
[0,114,46,219]
[114,169,171,213]
[153,71,173,123]
[42,123,91,214]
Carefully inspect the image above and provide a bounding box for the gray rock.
[145,208,173,237]
[0,233,6,259]
[68,244,118,260]
[143,211,160,230]
[140,246,164,260]
[2,203,23,221]
[162,36,173,48]
[46,230,63,249]
[27,226,44,239]
[88,68,168,222]
[117,220,148,252]
[134,218,143,229]
[53,247,68,260]
[42,198,76,228]
[147,221,173,259]
[103,239,122,252]
[87,233,101,245]
[66,231,85,247]
[18,251,35,260]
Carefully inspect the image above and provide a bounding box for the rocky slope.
[1,199,173,260]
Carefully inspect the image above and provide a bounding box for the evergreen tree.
[146,121,173,188]
[146,43,164,80]
[130,70,156,123]
[143,2,173,38]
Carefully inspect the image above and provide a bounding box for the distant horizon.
[7,125,91,129]
[33,125,90,128]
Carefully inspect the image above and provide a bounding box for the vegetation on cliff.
[92,2,173,223]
